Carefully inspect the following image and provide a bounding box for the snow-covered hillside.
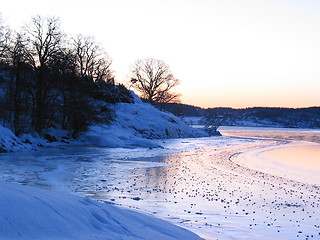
[82,95,206,148]
[0,94,206,152]
[0,95,206,239]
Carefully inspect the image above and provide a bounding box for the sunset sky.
[2,0,320,108]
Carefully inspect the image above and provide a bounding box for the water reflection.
[262,143,320,170]
[0,137,320,240]
[222,130,320,143]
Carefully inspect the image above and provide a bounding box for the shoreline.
[1,132,320,239]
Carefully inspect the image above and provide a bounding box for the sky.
[1,0,320,108]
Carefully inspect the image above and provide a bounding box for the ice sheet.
[232,141,320,185]
[1,135,320,240]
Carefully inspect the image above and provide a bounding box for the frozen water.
[0,133,320,240]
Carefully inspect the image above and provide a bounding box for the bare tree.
[0,15,11,61]
[23,16,64,132]
[24,16,63,68]
[0,15,135,137]
[72,34,113,83]
[130,58,180,103]
[8,33,32,135]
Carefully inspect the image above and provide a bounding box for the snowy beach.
[1,128,320,240]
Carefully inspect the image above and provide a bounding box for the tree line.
[0,15,181,137]
[158,102,320,129]
[0,15,133,137]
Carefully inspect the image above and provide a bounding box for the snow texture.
[81,96,206,148]
[0,181,202,240]
[0,125,27,152]
[0,126,69,152]
[0,96,206,239]
[0,95,206,152]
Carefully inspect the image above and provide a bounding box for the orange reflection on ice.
[262,143,320,171]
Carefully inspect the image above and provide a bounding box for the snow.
[0,97,207,240]
[81,97,206,148]
[1,130,320,239]
[2,133,320,240]
[0,180,202,240]
[0,126,75,153]
[0,94,206,152]
[2,96,320,240]
[0,125,27,152]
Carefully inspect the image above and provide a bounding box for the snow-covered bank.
[0,125,70,152]
[0,97,207,239]
[81,96,206,148]
[0,180,203,240]
[1,95,206,152]
[0,125,27,152]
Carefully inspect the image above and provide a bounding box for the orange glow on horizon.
[2,0,320,110]
[179,89,320,109]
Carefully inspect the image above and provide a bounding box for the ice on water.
[1,134,320,240]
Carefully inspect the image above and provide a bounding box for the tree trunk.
[13,62,21,135]
[35,69,44,133]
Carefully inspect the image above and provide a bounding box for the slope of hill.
[81,95,207,148]
[0,94,207,152]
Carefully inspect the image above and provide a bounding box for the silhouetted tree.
[0,14,134,138]
[0,15,11,125]
[23,16,64,132]
[8,33,34,134]
[0,15,10,61]
[72,34,113,83]
[130,58,180,103]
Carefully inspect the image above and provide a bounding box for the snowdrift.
[0,125,67,153]
[0,181,202,240]
[0,125,28,152]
